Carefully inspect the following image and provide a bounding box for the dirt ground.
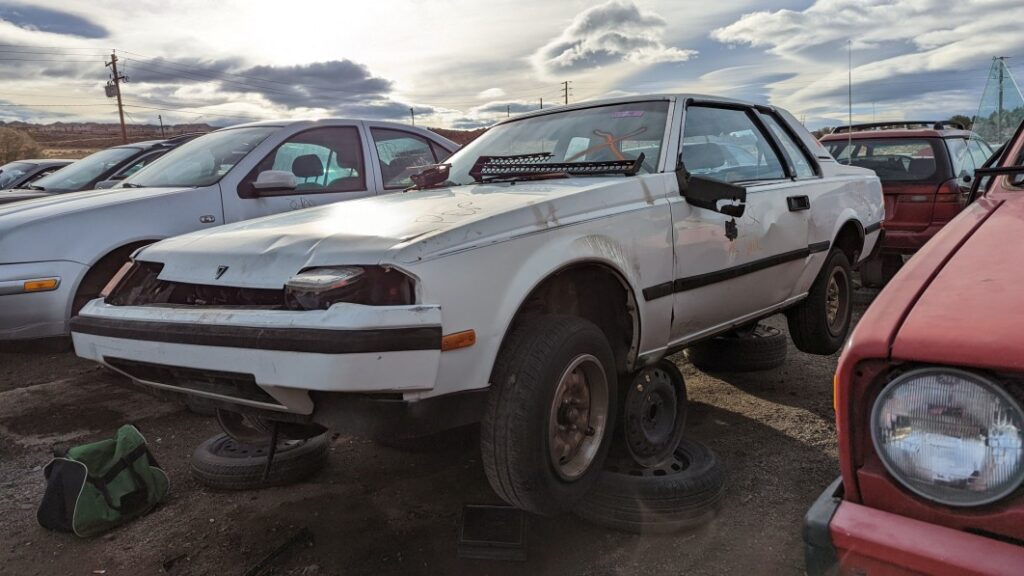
[0,301,871,576]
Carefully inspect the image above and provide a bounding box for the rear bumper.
[805,478,1024,576]
[879,224,944,254]
[71,300,444,415]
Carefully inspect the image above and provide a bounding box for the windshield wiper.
[120,182,144,188]
[469,152,645,183]
[23,184,46,191]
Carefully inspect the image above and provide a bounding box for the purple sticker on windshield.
[612,111,645,118]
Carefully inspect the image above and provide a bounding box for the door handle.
[787,195,810,211]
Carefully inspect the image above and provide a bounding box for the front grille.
[105,357,281,406]
[106,261,284,308]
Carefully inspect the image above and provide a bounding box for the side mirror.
[678,171,747,218]
[94,179,118,189]
[249,170,297,196]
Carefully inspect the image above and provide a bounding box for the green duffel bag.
[37,424,169,537]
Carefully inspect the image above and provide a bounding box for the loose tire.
[481,314,618,516]
[684,324,787,373]
[190,432,328,491]
[787,249,852,355]
[574,438,725,534]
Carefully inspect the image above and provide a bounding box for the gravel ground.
[0,301,870,576]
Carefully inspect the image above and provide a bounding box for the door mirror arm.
[676,161,747,218]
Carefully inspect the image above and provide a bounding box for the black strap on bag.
[86,444,152,515]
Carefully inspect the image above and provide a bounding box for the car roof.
[10,158,74,164]
[821,129,978,140]
[491,93,763,126]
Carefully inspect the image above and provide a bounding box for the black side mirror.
[677,170,747,218]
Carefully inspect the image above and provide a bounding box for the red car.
[804,120,1024,575]
[821,122,992,286]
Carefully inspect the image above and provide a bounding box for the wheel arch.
[831,218,865,264]
[65,238,162,321]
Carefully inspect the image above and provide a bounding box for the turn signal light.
[441,329,476,352]
[23,278,59,293]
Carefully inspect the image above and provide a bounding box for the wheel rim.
[548,354,609,481]
[622,364,687,467]
[210,434,305,459]
[825,266,850,336]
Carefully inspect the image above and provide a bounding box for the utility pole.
[996,56,1007,140]
[540,97,543,110]
[507,105,510,118]
[409,107,415,126]
[158,114,165,137]
[561,80,572,105]
[105,51,128,144]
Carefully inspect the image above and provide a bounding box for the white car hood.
[144,177,662,288]
[0,186,191,226]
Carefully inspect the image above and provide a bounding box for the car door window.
[682,106,786,183]
[248,127,366,194]
[371,128,438,189]
[761,114,816,178]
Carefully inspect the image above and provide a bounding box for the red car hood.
[891,196,1024,371]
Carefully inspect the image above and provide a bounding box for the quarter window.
[249,127,366,194]
[371,129,438,189]
[761,114,816,178]
[682,106,786,183]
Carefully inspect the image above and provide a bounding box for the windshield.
[121,127,276,188]
[30,147,138,192]
[443,101,669,185]
[0,161,34,189]
[825,139,940,182]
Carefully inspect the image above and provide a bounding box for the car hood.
[0,189,54,205]
[0,186,189,226]
[143,177,662,288]
[891,196,1024,372]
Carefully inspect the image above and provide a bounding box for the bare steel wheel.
[482,314,618,515]
[548,354,609,481]
[620,360,688,467]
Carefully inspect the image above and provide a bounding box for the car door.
[668,103,812,344]
[225,124,376,222]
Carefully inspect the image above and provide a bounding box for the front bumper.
[804,478,1024,576]
[0,260,87,340]
[72,300,443,415]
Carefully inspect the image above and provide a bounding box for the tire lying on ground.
[573,438,725,534]
[684,324,787,373]
[190,432,329,490]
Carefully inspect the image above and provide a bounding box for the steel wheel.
[621,361,688,467]
[825,266,850,337]
[548,354,609,481]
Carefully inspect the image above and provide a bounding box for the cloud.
[709,0,1024,122]
[477,88,506,99]
[0,3,108,38]
[533,0,696,76]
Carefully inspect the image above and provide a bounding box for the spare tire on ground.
[574,438,725,534]
[684,324,787,373]
[190,432,329,491]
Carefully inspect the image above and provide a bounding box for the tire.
[190,432,328,491]
[481,314,618,516]
[684,325,787,373]
[787,249,852,355]
[574,438,725,534]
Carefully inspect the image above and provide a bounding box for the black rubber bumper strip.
[642,242,830,301]
[70,315,441,354]
[864,221,882,234]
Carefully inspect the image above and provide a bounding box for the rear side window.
[760,114,816,178]
[371,128,438,189]
[825,139,939,182]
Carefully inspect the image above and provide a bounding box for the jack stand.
[261,421,280,481]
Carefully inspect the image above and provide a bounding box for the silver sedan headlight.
[871,368,1024,506]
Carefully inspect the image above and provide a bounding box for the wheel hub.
[825,267,850,335]
[548,354,608,481]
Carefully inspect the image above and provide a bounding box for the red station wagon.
[821,122,992,286]
[804,120,1024,575]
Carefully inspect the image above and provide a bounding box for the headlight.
[871,368,1024,507]
[284,266,414,310]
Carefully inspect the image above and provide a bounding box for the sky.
[0,0,1021,130]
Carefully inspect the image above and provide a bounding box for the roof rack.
[831,121,966,134]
